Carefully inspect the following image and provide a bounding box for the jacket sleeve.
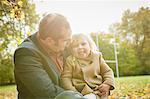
[14,48,64,98]
[60,57,77,91]
[99,53,115,90]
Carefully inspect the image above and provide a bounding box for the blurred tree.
[0,0,39,84]
[90,32,117,76]
[112,7,150,75]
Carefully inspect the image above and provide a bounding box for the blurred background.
[0,0,149,98]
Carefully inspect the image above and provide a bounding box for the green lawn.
[0,76,150,99]
[0,85,16,91]
[110,75,150,98]
[0,84,17,99]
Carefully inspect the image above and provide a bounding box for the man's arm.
[14,48,64,98]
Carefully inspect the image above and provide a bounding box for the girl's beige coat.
[61,51,115,95]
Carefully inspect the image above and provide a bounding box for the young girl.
[61,33,115,99]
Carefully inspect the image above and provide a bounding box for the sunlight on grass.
[0,85,17,91]
[0,76,150,99]
[110,76,150,99]
[0,85,17,99]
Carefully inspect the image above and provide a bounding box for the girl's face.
[71,37,91,59]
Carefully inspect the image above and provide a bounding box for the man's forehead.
[62,35,71,41]
[60,28,72,39]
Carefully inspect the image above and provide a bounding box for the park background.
[0,0,150,98]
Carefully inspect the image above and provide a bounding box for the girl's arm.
[99,53,115,90]
[60,57,77,91]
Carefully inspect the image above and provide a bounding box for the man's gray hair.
[39,13,71,39]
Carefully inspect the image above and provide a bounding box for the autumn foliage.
[0,76,149,99]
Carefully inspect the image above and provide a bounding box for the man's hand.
[94,83,110,96]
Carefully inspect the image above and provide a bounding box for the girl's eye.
[81,42,86,46]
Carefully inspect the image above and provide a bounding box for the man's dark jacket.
[14,33,64,99]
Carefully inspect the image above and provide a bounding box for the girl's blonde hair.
[69,33,98,52]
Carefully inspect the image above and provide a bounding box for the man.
[14,13,84,99]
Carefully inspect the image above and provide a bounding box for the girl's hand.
[94,84,110,96]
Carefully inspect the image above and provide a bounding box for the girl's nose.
[78,44,83,48]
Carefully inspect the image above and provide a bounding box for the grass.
[0,75,150,99]
[0,84,17,99]
[110,75,150,99]
[0,85,16,92]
